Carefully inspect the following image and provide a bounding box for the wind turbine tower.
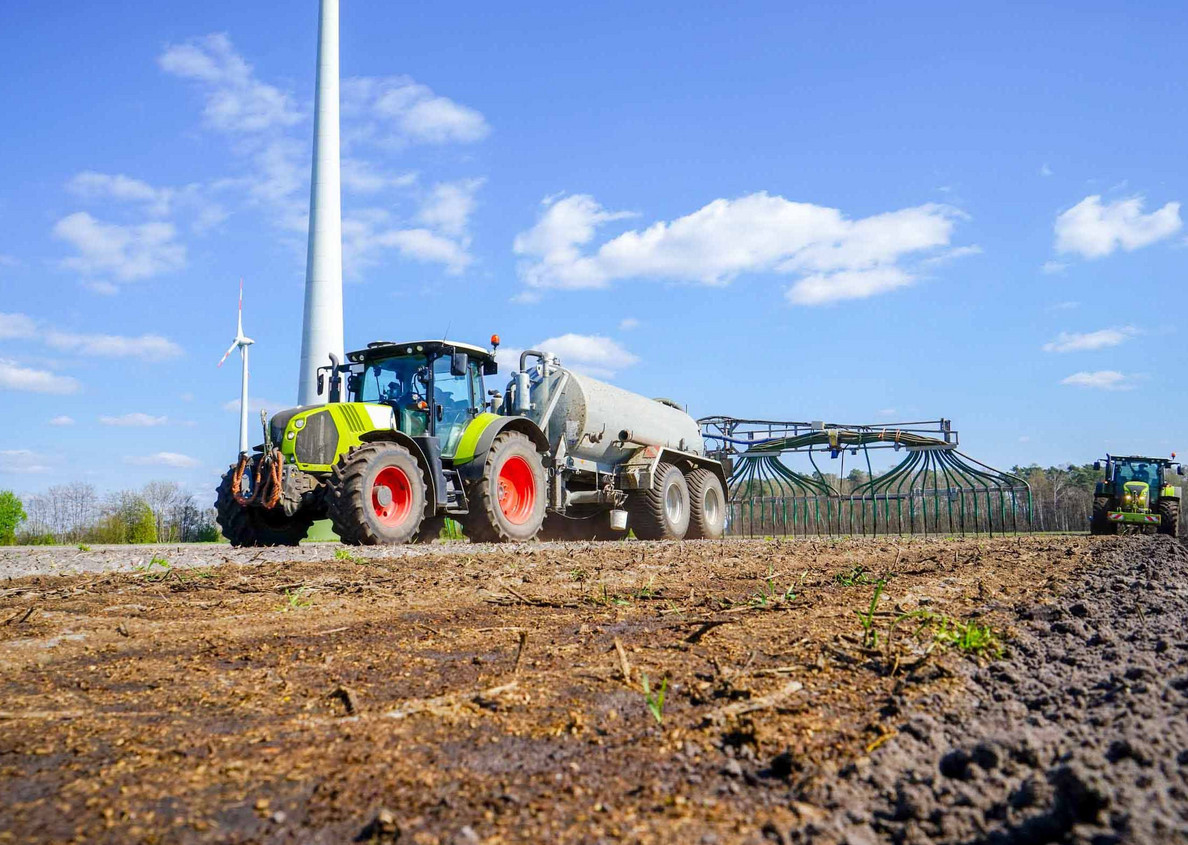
[297,0,344,406]
[219,279,255,455]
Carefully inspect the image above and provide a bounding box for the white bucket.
[609,509,629,532]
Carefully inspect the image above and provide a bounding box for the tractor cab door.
[432,353,483,458]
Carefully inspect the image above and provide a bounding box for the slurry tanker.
[216,338,727,546]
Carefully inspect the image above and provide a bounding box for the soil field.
[0,536,1183,844]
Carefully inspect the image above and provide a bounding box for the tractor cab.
[343,340,498,457]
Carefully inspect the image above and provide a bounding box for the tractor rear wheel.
[464,431,546,542]
[686,468,726,540]
[628,462,691,541]
[215,466,313,547]
[327,443,427,545]
[1158,498,1181,538]
[1090,497,1116,536]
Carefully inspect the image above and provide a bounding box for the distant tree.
[0,491,27,545]
[127,501,159,544]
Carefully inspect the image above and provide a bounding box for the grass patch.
[135,555,173,582]
[278,587,313,612]
[834,565,874,587]
[334,548,363,564]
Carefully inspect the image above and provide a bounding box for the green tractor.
[215,337,727,547]
[1089,454,1183,537]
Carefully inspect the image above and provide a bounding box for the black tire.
[463,431,547,542]
[1090,497,1117,536]
[687,468,727,539]
[1158,498,1180,538]
[214,465,313,547]
[326,443,427,545]
[628,462,691,540]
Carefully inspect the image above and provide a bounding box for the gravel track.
[789,535,1188,844]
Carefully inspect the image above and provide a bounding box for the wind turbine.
[219,279,255,455]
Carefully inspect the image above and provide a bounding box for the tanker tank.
[514,358,704,469]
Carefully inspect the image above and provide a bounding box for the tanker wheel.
[327,443,427,545]
[1158,498,1180,538]
[1090,497,1116,536]
[628,462,690,541]
[464,431,546,542]
[686,468,727,540]
[214,465,313,547]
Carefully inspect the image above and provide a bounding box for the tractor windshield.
[1116,461,1159,489]
[356,353,432,435]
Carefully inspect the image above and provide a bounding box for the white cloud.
[158,34,301,134]
[344,76,490,145]
[1040,164,1053,177]
[0,359,80,394]
[1061,370,1137,391]
[1054,195,1181,259]
[1041,260,1068,275]
[418,178,485,237]
[223,396,282,414]
[1042,326,1138,353]
[0,254,20,269]
[45,331,183,360]
[921,244,983,266]
[493,334,639,379]
[99,413,169,427]
[514,192,962,305]
[67,172,173,216]
[341,159,418,194]
[344,210,473,277]
[0,450,51,475]
[0,312,37,340]
[49,416,75,426]
[53,212,186,282]
[619,317,641,331]
[786,267,914,306]
[127,452,201,469]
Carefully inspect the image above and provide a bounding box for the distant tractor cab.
[215,337,727,547]
[1090,454,1183,538]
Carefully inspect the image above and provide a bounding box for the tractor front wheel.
[327,443,427,545]
[1090,497,1116,536]
[215,466,313,547]
[464,431,547,542]
[1158,498,1181,539]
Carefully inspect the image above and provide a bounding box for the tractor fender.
[454,414,550,484]
[357,429,439,508]
[618,446,729,494]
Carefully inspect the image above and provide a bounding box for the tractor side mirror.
[436,403,444,422]
[451,351,467,377]
[483,359,498,376]
[1093,461,1101,471]
[316,371,325,396]
[347,373,360,395]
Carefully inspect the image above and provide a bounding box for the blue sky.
[1,0,1184,496]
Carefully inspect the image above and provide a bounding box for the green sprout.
[641,673,668,725]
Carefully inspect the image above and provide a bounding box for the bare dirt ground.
[0,536,1182,844]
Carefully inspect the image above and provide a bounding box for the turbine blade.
[236,277,245,336]
[218,339,238,367]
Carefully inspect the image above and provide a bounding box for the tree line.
[0,481,219,546]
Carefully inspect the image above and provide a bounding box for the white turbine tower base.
[297,0,344,406]
[219,279,256,455]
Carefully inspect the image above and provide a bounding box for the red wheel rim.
[371,466,413,526]
[496,455,536,525]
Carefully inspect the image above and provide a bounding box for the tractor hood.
[268,403,397,471]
